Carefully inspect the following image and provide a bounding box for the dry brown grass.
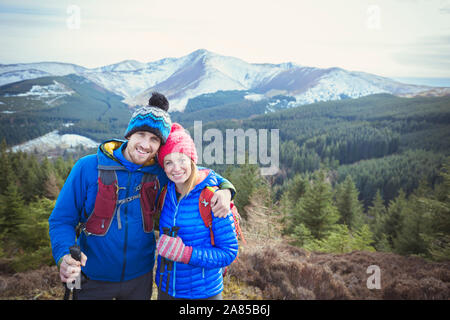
[0,265,64,300]
[228,243,352,299]
[225,191,450,300]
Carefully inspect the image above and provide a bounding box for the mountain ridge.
[1,49,440,112]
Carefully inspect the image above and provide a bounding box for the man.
[49,92,234,300]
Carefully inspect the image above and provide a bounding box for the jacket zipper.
[170,184,182,297]
[166,183,195,296]
[120,172,132,282]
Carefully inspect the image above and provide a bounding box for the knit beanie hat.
[158,123,198,168]
[124,92,172,143]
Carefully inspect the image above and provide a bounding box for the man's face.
[124,131,161,165]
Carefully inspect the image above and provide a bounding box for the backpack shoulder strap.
[157,184,168,214]
[230,202,246,244]
[199,186,218,246]
[83,168,118,236]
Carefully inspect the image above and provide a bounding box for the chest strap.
[84,169,159,236]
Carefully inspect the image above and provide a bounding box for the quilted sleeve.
[48,155,94,265]
[187,211,238,268]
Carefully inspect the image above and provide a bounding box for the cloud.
[391,34,450,76]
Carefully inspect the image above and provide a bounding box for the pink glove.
[157,234,193,264]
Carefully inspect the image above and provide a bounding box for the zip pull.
[115,183,126,196]
[117,206,122,230]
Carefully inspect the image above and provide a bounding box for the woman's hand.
[157,234,192,264]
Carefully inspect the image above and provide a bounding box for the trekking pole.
[158,227,171,293]
[63,245,81,300]
[165,226,180,293]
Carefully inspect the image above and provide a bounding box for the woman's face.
[163,152,192,186]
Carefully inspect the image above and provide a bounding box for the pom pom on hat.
[148,92,169,112]
[158,123,198,168]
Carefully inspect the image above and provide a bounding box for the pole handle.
[69,245,81,262]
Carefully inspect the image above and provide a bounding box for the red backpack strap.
[230,202,246,244]
[157,185,168,214]
[85,169,118,236]
[199,186,218,246]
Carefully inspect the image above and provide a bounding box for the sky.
[0,0,449,78]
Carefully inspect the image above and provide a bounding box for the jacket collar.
[178,168,218,195]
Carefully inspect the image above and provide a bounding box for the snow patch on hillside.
[12,130,98,153]
[11,81,74,98]
[245,93,266,101]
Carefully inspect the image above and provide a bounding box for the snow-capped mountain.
[0,62,87,86]
[128,49,293,110]
[125,50,430,111]
[0,49,437,112]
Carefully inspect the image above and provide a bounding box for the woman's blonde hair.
[178,160,198,197]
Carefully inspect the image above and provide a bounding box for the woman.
[155,123,238,300]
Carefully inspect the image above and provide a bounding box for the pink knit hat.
[158,123,198,168]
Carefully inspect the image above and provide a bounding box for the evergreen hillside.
[188,94,450,206]
[0,74,131,146]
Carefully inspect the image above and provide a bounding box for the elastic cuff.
[57,256,64,270]
[219,182,236,200]
[181,246,193,264]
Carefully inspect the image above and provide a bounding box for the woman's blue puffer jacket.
[156,169,239,299]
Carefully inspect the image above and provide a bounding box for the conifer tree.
[44,171,61,200]
[419,160,450,261]
[279,191,295,235]
[223,161,260,219]
[286,173,307,205]
[36,157,55,199]
[0,182,27,244]
[0,139,14,195]
[292,223,314,247]
[335,175,365,230]
[14,153,41,202]
[367,190,390,250]
[318,224,353,253]
[16,197,53,250]
[394,179,432,256]
[384,190,407,249]
[292,170,339,240]
[352,224,376,252]
[394,196,428,255]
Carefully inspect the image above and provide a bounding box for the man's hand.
[211,189,232,218]
[59,252,87,283]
